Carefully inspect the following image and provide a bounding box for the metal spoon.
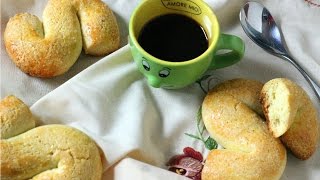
[240,1,320,100]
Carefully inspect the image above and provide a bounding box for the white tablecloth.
[1,0,319,179]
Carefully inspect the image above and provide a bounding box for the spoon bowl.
[240,1,320,100]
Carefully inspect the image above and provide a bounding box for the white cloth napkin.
[1,0,320,179]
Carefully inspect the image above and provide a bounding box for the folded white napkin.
[31,44,207,179]
[2,0,320,179]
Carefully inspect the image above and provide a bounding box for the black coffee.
[138,14,208,62]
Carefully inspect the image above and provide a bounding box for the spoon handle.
[282,55,320,101]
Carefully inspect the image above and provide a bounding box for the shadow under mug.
[129,0,245,89]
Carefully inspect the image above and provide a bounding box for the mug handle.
[209,33,245,69]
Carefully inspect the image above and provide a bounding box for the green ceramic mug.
[129,0,245,89]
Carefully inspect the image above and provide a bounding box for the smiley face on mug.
[139,57,173,88]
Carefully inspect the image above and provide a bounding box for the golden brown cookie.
[261,78,319,160]
[202,79,286,180]
[0,95,103,179]
[4,0,120,77]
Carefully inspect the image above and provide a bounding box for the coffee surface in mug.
[138,14,208,62]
